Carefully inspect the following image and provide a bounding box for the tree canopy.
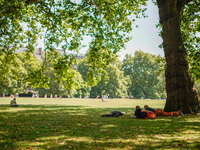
[0,0,147,88]
[122,51,166,99]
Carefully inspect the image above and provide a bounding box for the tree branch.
[193,0,200,9]
[25,0,39,5]
[156,0,167,8]
[38,1,66,40]
[177,0,193,7]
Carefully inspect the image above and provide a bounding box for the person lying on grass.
[102,111,124,117]
[134,105,156,119]
[10,98,20,107]
[144,105,184,116]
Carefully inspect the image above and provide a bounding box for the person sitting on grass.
[102,111,124,117]
[134,105,156,119]
[144,105,184,116]
[10,98,20,107]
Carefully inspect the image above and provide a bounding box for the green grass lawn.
[0,98,200,150]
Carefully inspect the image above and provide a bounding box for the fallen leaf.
[127,145,130,149]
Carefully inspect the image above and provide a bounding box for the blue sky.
[117,0,164,60]
[37,0,164,60]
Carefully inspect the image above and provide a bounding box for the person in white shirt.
[10,98,20,107]
[102,95,105,102]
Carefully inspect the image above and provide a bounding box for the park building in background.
[15,47,85,70]
[14,47,43,60]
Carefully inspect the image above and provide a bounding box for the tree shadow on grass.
[0,105,200,150]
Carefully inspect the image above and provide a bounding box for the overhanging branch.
[156,0,167,8]
[25,0,39,5]
[185,0,193,3]
[193,0,200,9]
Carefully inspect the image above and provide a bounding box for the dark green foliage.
[181,1,200,81]
[78,58,128,98]
[0,52,40,94]
[35,53,87,97]
[122,51,165,99]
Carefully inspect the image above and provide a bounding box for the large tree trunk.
[156,0,200,114]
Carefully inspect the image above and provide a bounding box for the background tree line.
[0,50,176,99]
[1,50,200,99]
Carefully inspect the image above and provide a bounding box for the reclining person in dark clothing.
[102,111,124,117]
[134,105,156,119]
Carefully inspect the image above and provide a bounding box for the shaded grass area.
[0,98,200,150]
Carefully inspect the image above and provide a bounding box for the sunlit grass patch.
[0,98,200,149]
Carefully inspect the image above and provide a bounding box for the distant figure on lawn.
[102,95,105,102]
[135,106,156,119]
[144,105,184,116]
[102,111,124,117]
[10,98,20,107]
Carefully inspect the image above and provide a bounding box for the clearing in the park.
[0,98,200,150]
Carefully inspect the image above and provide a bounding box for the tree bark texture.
[156,0,200,114]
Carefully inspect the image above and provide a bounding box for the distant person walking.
[10,98,20,107]
[102,95,105,102]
